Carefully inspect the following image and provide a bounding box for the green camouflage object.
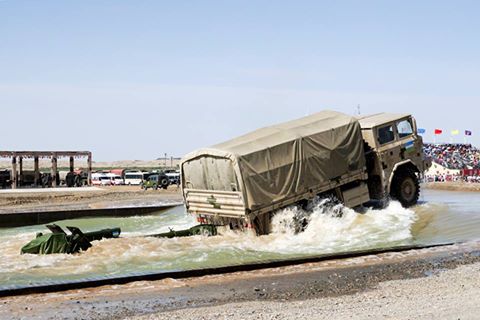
[20,224,215,254]
[151,224,217,238]
[21,233,69,254]
[21,224,121,255]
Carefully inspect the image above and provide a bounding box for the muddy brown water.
[0,189,478,288]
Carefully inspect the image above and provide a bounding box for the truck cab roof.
[357,113,411,129]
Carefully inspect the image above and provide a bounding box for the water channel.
[1,189,479,287]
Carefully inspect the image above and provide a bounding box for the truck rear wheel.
[391,169,419,208]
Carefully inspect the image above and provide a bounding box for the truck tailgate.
[184,189,247,218]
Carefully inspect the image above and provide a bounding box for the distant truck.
[180,110,430,235]
[59,170,87,187]
[164,169,180,185]
[141,173,169,190]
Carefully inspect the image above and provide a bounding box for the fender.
[387,160,420,194]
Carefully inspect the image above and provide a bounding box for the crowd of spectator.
[423,143,480,170]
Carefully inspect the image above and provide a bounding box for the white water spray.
[0,198,419,286]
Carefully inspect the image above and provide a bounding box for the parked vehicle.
[0,170,10,189]
[109,169,126,178]
[99,176,113,186]
[58,170,86,187]
[105,173,124,185]
[91,178,102,186]
[181,110,430,235]
[91,173,112,186]
[65,171,82,187]
[165,170,180,185]
[112,175,124,185]
[17,170,38,187]
[141,173,169,190]
[124,171,145,185]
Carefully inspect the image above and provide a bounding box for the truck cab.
[358,113,430,207]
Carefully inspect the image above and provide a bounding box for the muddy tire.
[390,169,419,207]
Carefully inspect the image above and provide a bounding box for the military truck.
[141,173,170,190]
[180,110,429,235]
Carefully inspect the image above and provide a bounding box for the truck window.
[378,125,395,145]
[396,119,413,138]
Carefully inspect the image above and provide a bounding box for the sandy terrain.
[131,262,480,320]
[424,181,480,192]
[0,185,183,213]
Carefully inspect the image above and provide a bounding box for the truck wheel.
[161,178,169,189]
[391,169,419,208]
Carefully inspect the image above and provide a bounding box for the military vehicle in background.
[141,173,170,190]
[181,110,430,235]
[164,169,181,185]
[60,170,88,187]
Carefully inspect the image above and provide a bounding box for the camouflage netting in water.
[21,233,69,254]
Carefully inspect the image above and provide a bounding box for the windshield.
[126,175,142,179]
[397,119,413,138]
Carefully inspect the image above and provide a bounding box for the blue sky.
[1,1,480,160]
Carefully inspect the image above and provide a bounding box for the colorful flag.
[434,129,443,135]
[417,128,426,134]
[451,130,459,135]
[465,130,472,136]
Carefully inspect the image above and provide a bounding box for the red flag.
[434,129,443,135]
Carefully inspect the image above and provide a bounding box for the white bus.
[124,171,145,185]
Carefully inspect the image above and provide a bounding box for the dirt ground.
[132,261,480,320]
[1,241,479,320]
[0,186,183,213]
[424,181,480,192]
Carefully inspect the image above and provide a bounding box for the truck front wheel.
[390,169,419,208]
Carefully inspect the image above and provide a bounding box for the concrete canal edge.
[0,204,181,228]
[0,241,463,297]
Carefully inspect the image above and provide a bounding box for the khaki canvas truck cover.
[181,110,366,213]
